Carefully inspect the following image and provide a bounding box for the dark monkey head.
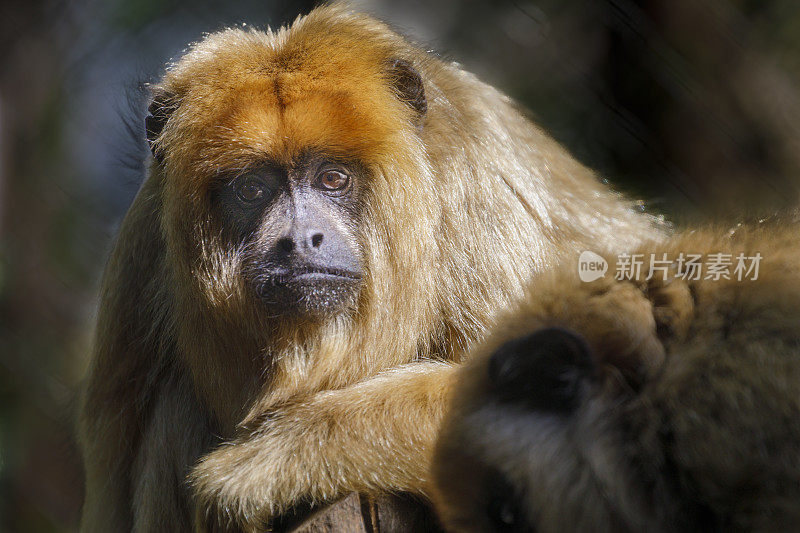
[434,275,674,533]
[143,19,427,321]
[434,323,642,533]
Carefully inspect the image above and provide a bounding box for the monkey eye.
[235,177,267,204]
[315,170,351,194]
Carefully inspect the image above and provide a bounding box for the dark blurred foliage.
[2,0,800,530]
[438,0,800,217]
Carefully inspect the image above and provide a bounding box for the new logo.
[578,251,608,282]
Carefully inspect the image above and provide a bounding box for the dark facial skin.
[213,153,365,318]
[489,327,594,414]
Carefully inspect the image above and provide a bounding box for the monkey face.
[143,25,429,324]
[211,154,365,318]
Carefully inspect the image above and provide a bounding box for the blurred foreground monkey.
[78,4,662,531]
[433,222,800,532]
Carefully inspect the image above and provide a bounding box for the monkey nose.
[277,237,295,253]
[277,230,324,254]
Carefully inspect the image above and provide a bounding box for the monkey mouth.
[252,266,363,317]
[268,267,362,285]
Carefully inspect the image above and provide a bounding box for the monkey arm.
[190,361,457,530]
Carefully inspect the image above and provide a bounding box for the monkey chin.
[255,272,363,320]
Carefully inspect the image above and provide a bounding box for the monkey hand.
[191,362,455,531]
[190,396,338,532]
[191,414,304,532]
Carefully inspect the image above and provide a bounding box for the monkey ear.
[387,59,427,122]
[145,90,177,162]
[488,327,594,414]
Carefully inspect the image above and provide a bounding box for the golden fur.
[79,4,661,531]
[433,222,800,532]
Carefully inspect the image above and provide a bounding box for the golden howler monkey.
[79,4,661,531]
[433,222,800,532]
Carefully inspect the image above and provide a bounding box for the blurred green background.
[2,0,800,530]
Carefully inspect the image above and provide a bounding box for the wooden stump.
[281,493,445,533]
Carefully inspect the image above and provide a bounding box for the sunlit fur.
[78,4,663,531]
[433,222,800,532]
